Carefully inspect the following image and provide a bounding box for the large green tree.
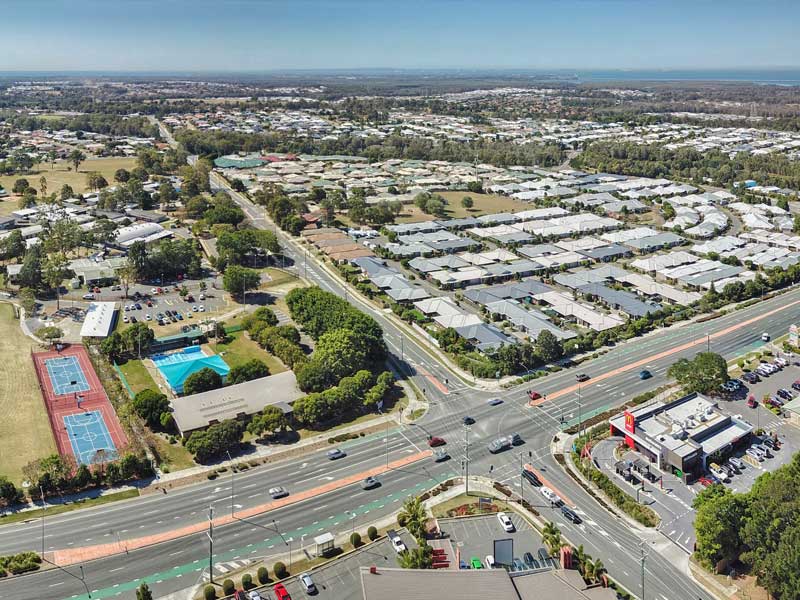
[667,352,728,394]
[183,367,223,395]
[132,389,170,429]
[222,265,260,300]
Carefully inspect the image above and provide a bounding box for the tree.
[542,522,562,556]
[573,544,591,577]
[59,184,75,201]
[667,352,728,395]
[367,526,378,541]
[135,583,154,600]
[12,178,30,194]
[397,544,433,569]
[0,477,22,507]
[118,262,138,299]
[349,532,362,547]
[39,176,47,197]
[42,254,70,309]
[35,326,63,342]
[114,168,130,183]
[18,288,37,315]
[47,149,57,170]
[231,179,247,193]
[228,359,270,385]
[398,497,427,541]
[185,419,242,462]
[460,196,474,209]
[86,172,108,191]
[222,265,260,300]
[183,367,223,395]
[122,322,155,357]
[18,245,43,289]
[247,405,287,438]
[794,213,800,235]
[535,330,563,364]
[584,558,605,583]
[132,389,170,429]
[43,218,82,258]
[100,331,125,362]
[67,149,86,173]
[694,489,744,568]
[0,229,25,261]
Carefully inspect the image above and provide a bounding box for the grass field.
[259,267,304,294]
[0,157,138,198]
[210,331,287,375]
[151,436,195,472]
[0,489,139,525]
[396,191,532,223]
[0,303,57,483]
[118,359,158,396]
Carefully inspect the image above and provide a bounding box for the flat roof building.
[79,302,117,338]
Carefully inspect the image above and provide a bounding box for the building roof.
[79,302,117,338]
[170,371,303,434]
[360,567,518,600]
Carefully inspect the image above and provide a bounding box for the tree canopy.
[667,352,728,394]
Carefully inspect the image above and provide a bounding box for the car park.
[326,448,346,460]
[361,476,379,490]
[522,469,541,487]
[470,557,483,569]
[523,552,539,569]
[428,436,446,447]
[268,486,289,499]
[487,398,503,406]
[497,512,515,533]
[560,506,581,524]
[576,373,590,382]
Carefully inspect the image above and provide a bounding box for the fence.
[112,362,135,399]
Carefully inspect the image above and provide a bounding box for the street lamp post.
[518,453,524,502]
[225,450,235,517]
[640,541,648,600]
[40,486,46,556]
[577,384,583,438]
[463,424,471,496]
[207,506,214,584]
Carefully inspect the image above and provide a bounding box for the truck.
[488,437,513,454]
[387,529,407,554]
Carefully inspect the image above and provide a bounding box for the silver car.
[299,572,316,593]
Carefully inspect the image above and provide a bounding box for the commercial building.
[79,302,118,338]
[609,392,753,480]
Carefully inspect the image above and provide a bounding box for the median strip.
[50,449,431,566]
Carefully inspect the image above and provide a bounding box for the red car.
[233,591,247,600]
[274,583,291,600]
[747,396,758,408]
[528,390,542,400]
[697,477,714,487]
[428,436,446,447]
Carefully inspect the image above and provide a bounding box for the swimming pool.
[152,347,230,394]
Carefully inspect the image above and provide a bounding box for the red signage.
[624,411,635,434]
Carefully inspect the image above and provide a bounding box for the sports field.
[396,191,532,223]
[0,304,56,483]
[0,156,137,197]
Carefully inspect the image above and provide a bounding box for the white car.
[145,314,152,321]
[199,293,206,300]
[122,315,129,323]
[198,305,205,312]
[540,486,560,504]
[746,447,764,462]
[710,468,729,483]
[485,555,496,569]
[299,573,316,594]
[762,332,771,342]
[387,529,406,554]
[248,592,262,600]
[497,511,515,533]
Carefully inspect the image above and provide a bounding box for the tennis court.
[63,410,118,465]
[45,355,90,396]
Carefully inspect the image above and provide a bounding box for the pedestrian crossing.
[213,558,253,575]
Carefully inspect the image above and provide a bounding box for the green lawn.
[151,436,196,473]
[211,331,287,375]
[397,191,532,223]
[117,359,158,396]
[0,157,138,197]
[0,489,139,525]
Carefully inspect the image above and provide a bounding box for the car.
[200,293,206,300]
[187,311,193,318]
[775,357,788,367]
[729,457,745,470]
[459,559,468,570]
[111,285,122,291]
[512,558,525,572]
[719,464,735,478]
[146,300,153,307]
[361,476,379,490]
[697,476,714,487]
[724,461,740,474]
[485,554,496,569]
[710,467,729,482]
[792,380,800,392]
[537,548,550,564]
[747,395,758,408]
[150,288,158,295]
[169,314,177,323]
[497,511,515,533]
[528,390,542,400]
[488,437,512,454]
[746,447,764,462]
[522,469,541,487]
[755,444,773,458]
[176,312,184,320]
[470,557,483,569]
[134,303,142,310]
[268,486,288,499]
[299,573,316,594]
[487,398,503,406]
[192,305,198,312]
[561,506,582,524]
[123,315,130,323]
[510,433,523,445]
[186,295,195,303]
[639,370,652,380]
[387,529,406,554]
[576,373,590,382]
[762,437,778,451]
[248,591,263,600]
[743,372,760,383]
[778,388,794,400]
[199,305,206,312]
[540,486,560,504]
[766,397,783,408]
[523,552,539,569]
[433,449,450,462]
[762,332,771,342]
[273,583,291,600]
[130,316,137,323]
[145,314,152,321]
[428,436,446,447]
[462,416,475,425]
[234,591,247,600]
[327,448,346,460]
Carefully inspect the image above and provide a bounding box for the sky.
[3,0,800,72]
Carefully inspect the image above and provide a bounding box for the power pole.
[226,450,235,517]
[519,453,524,502]
[463,424,471,496]
[207,506,214,583]
[578,385,583,438]
[40,486,46,556]
[640,541,648,600]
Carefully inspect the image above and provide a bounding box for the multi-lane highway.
[2,132,798,599]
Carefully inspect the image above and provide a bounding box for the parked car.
[234,590,247,600]
[326,448,346,460]
[248,591,263,600]
[512,558,525,572]
[777,388,794,401]
[576,373,590,382]
[792,380,800,392]
[747,395,758,408]
[387,530,406,554]
[523,552,539,569]
[754,444,772,458]
[485,555,496,569]
[709,466,729,482]
[746,447,764,462]
[497,512,515,533]
[561,506,582,524]
[724,461,740,475]
[729,457,745,470]
[123,315,130,324]
[145,314,152,321]
[361,476,379,490]
[639,370,652,380]
[698,476,714,487]
[775,357,788,367]
[510,433,523,445]
[743,372,760,384]
[268,486,289,499]
[273,583,291,600]
[470,557,483,569]
[528,390,542,400]
[762,332,771,341]
[427,436,446,447]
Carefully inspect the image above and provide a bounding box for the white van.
[540,486,560,504]
[762,332,771,342]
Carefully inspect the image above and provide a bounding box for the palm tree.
[397,544,432,569]
[542,522,563,557]
[573,544,592,577]
[398,497,427,541]
[584,558,605,583]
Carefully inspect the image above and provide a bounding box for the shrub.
[203,585,216,600]
[274,561,287,579]
[350,532,362,547]
[257,566,269,584]
[367,526,378,541]
[222,579,235,596]
[207,472,218,480]
[397,514,407,527]
[242,573,253,589]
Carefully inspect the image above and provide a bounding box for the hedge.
[367,526,378,541]
[203,585,216,600]
[222,579,235,596]
[0,552,42,576]
[274,561,287,579]
[257,566,269,584]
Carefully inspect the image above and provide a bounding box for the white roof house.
[80,302,117,338]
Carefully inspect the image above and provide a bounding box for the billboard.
[493,538,514,568]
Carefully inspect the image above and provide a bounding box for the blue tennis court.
[45,355,90,396]
[63,411,118,465]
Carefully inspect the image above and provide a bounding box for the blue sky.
[2,0,800,72]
